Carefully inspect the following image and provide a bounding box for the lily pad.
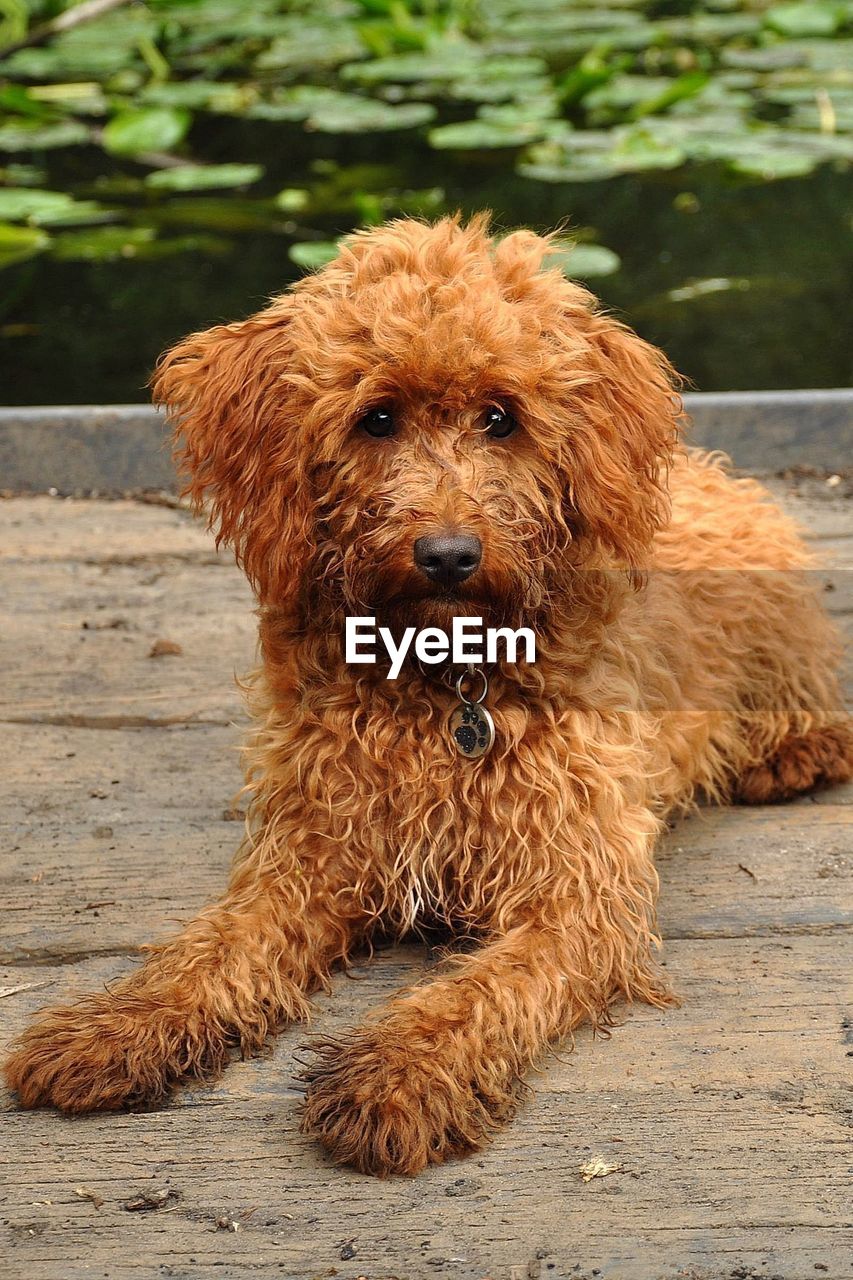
[275,187,311,212]
[444,55,549,100]
[585,73,667,112]
[546,243,622,278]
[1,10,159,80]
[519,123,686,182]
[254,25,365,71]
[0,119,90,151]
[140,81,248,112]
[429,117,551,150]
[342,44,482,85]
[0,188,116,227]
[305,95,435,133]
[478,96,561,124]
[27,82,109,116]
[144,163,264,191]
[102,108,191,157]
[51,225,157,261]
[0,189,77,222]
[764,3,847,37]
[34,200,117,228]
[288,240,340,269]
[585,73,709,120]
[790,99,853,131]
[726,147,821,178]
[0,222,50,269]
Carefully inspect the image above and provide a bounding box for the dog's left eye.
[484,406,518,439]
[358,407,396,438]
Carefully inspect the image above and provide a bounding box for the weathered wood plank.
[0,556,845,731]
[1,489,850,1279]
[3,728,852,961]
[1,721,851,961]
[0,497,204,562]
[0,559,255,725]
[0,497,847,731]
[4,563,848,731]
[1,935,850,1280]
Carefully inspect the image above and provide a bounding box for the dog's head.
[153,216,681,635]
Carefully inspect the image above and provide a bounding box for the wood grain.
[0,492,851,1280]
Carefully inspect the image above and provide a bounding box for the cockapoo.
[6,216,851,1176]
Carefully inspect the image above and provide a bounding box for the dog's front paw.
[299,1026,518,1176]
[4,995,223,1114]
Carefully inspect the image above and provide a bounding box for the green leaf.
[33,199,116,228]
[790,98,853,132]
[629,71,710,120]
[612,127,686,169]
[254,24,365,71]
[342,44,482,85]
[0,0,28,47]
[0,189,76,222]
[0,221,50,269]
[1,10,159,80]
[429,117,549,149]
[558,51,632,108]
[519,124,685,182]
[727,147,819,178]
[0,185,111,227]
[274,187,311,213]
[0,84,50,118]
[139,80,247,112]
[51,225,157,261]
[144,163,264,191]
[764,3,846,37]
[26,81,108,117]
[101,108,191,157]
[288,240,340,270]
[585,74,710,121]
[0,119,90,151]
[478,96,561,124]
[0,184,113,228]
[545,242,622,279]
[445,56,549,102]
[0,163,46,186]
[306,96,435,133]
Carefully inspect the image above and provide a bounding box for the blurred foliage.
[0,0,851,273]
[1,0,852,401]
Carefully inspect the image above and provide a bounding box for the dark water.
[2,123,852,404]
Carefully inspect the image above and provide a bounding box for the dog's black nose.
[413,533,482,587]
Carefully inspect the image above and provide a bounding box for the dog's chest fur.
[246,661,664,933]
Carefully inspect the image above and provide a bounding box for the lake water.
[2,125,851,404]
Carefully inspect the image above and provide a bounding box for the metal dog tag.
[448,667,494,760]
[449,701,495,759]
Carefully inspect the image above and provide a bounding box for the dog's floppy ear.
[152,298,311,603]
[565,306,683,569]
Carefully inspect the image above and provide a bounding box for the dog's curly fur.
[5,216,851,1176]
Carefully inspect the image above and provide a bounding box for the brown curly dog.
[5,215,851,1176]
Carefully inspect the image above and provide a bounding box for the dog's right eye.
[358,407,396,438]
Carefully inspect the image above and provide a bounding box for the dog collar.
[448,665,495,760]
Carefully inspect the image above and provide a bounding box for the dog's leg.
[300,907,669,1177]
[735,721,853,803]
[4,843,366,1113]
